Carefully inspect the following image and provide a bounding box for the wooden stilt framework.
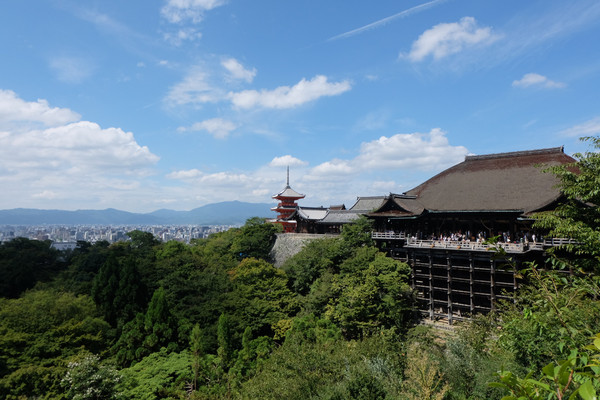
[400,247,521,324]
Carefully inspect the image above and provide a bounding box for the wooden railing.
[543,238,578,246]
[371,232,577,253]
[404,239,530,253]
[371,232,406,240]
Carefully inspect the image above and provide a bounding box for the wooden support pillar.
[513,259,520,303]
[410,253,415,291]
[469,253,474,315]
[447,251,453,325]
[428,251,434,321]
[490,258,496,310]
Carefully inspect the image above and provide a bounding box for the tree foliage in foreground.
[0,290,112,399]
[534,136,600,272]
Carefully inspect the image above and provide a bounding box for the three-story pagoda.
[271,167,305,233]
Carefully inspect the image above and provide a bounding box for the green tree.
[91,254,147,328]
[239,329,403,400]
[114,287,179,366]
[346,371,387,400]
[401,343,449,400]
[495,266,600,372]
[231,217,280,261]
[491,332,600,400]
[160,263,230,352]
[228,258,299,337]
[283,237,344,295]
[119,348,192,400]
[0,237,62,298]
[325,252,413,339]
[0,290,112,399]
[230,327,273,382]
[340,215,374,249]
[143,287,178,353]
[127,230,159,250]
[533,136,600,272]
[61,354,122,400]
[59,240,110,295]
[190,324,203,391]
[217,313,234,370]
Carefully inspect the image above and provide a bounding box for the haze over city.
[1,0,599,213]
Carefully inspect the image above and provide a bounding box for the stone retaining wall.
[270,233,337,267]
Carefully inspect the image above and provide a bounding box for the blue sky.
[1,0,600,213]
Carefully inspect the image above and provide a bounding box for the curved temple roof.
[369,147,575,218]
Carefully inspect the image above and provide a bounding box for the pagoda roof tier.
[273,185,305,200]
[271,205,298,211]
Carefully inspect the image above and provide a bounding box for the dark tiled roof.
[297,206,328,220]
[404,147,574,214]
[349,196,386,212]
[318,210,363,224]
[368,194,424,217]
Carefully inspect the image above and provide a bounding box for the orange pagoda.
[271,167,305,233]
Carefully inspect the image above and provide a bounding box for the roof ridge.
[465,146,564,161]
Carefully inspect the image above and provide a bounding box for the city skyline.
[1,0,599,212]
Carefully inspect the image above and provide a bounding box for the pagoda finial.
[286,166,290,187]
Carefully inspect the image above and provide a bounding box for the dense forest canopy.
[1,136,600,399]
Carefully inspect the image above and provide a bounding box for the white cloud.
[165,66,222,106]
[178,118,237,139]
[308,159,354,178]
[559,117,600,137]
[163,28,202,46]
[0,89,80,128]
[307,128,467,179]
[512,73,566,89]
[269,155,308,167]
[0,91,160,210]
[229,75,352,109]
[49,56,95,84]
[2,121,158,171]
[166,169,203,179]
[161,0,226,24]
[222,58,256,83]
[32,190,59,200]
[167,169,250,185]
[404,17,499,62]
[356,128,467,170]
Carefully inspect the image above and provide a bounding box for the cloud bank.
[0,90,159,209]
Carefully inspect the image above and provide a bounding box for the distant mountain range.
[0,201,274,226]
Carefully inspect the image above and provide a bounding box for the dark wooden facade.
[367,147,575,323]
